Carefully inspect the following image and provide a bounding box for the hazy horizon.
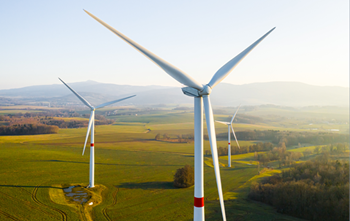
[0,0,348,90]
[1,80,349,91]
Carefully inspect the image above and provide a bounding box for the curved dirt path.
[102,188,119,221]
[31,186,67,221]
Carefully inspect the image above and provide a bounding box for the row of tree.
[216,130,348,146]
[0,111,114,135]
[0,124,59,135]
[155,130,348,148]
[205,142,274,156]
[255,143,348,167]
[155,133,194,143]
[41,117,113,129]
[248,154,349,220]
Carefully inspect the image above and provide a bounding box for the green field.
[1,106,344,220]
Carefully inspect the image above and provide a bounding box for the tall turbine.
[59,78,136,188]
[84,10,274,220]
[216,105,241,167]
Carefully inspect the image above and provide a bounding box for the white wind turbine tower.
[84,10,274,221]
[59,78,136,188]
[216,105,241,167]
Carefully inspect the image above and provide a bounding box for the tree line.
[155,130,348,147]
[248,154,349,221]
[255,143,348,167]
[216,130,348,146]
[0,111,114,135]
[155,133,194,143]
[0,124,59,135]
[205,142,274,156]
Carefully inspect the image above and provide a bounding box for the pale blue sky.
[0,0,348,89]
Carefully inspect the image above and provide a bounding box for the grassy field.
[1,106,340,220]
[240,106,349,134]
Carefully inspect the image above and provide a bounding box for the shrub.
[174,165,194,188]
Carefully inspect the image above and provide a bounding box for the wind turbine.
[216,105,241,167]
[59,78,136,188]
[84,9,274,221]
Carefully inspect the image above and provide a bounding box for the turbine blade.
[203,96,226,221]
[58,78,93,109]
[95,95,136,109]
[215,120,230,125]
[230,104,241,124]
[83,111,94,155]
[84,10,203,91]
[231,126,240,149]
[208,27,275,88]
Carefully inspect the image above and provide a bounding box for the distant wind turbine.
[84,9,274,221]
[59,78,136,188]
[216,105,241,167]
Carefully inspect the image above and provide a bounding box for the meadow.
[0,105,347,220]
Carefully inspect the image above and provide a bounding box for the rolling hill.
[0,81,348,107]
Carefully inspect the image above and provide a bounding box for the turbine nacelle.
[182,86,200,97]
[182,84,212,97]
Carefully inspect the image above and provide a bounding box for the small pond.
[63,185,91,204]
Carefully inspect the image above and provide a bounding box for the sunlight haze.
[0,0,348,89]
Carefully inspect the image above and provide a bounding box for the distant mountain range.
[0,81,348,107]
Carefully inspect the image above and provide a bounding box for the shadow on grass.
[223,166,249,171]
[182,155,194,158]
[32,160,181,167]
[0,185,62,189]
[112,123,145,126]
[117,181,176,190]
[154,140,194,144]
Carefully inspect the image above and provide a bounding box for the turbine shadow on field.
[117,181,175,190]
[0,185,62,189]
[33,160,181,167]
[223,167,249,171]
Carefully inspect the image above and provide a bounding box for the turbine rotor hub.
[199,84,212,96]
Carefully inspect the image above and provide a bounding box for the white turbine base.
[194,97,204,220]
[228,125,231,168]
[89,144,95,188]
[89,118,95,188]
[228,144,231,167]
[194,206,205,221]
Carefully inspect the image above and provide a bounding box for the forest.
[158,130,349,147]
[0,123,59,135]
[216,130,349,145]
[255,143,349,166]
[0,110,113,135]
[205,142,274,156]
[248,154,349,221]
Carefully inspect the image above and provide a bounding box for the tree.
[155,133,161,140]
[163,133,170,140]
[205,150,210,156]
[177,135,182,143]
[314,146,320,154]
[174,165,194,188]
[303,149,312,157]
[336,143,345,153]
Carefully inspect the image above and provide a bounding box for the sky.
[0,0,348,90]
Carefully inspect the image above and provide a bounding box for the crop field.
[0,107,340,220]
[240,106,349,134]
